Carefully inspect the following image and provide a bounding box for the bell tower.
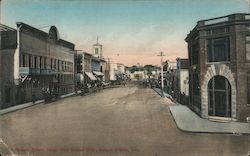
[93,36,103,59]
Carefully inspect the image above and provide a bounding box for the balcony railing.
[19,67,57,76]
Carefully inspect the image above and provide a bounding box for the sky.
[1,0,249,66]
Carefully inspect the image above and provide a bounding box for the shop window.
[208,37,230,62]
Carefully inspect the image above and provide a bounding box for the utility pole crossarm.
[157,51,165,97]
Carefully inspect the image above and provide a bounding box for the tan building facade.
[0,23,75,108]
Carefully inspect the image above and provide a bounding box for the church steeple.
[93,36,103,59]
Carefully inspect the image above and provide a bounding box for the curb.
[0,92,76,116]
[152,88,174,101]
[168,105,250,136]
[0,100,44,116]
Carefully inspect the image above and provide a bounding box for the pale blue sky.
[1,0,249,66]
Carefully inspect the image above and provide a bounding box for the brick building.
[0,22,75,109]
[186,13,250,121]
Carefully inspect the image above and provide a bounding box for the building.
[176,58,189,104]
[164,60,177,71]
[162,60,177,96]
[130,71,145,81]
[75,39,107,90]
[0,24,16,107]
[109,63,126,81]
[75,51,97,90]
[185,13,250,121]
[0,22,75,109]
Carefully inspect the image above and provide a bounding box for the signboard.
[19,67,30,76]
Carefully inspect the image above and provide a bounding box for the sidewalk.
[152,88,250,134]
[0,92,76,116]
[153,88,173,100]
[169,104,250,135]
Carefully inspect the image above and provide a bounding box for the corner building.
[0,22,75,108]
[185,14,250,121]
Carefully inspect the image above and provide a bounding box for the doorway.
[208,76,231,117]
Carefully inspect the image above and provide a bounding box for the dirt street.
[0,84,249,156]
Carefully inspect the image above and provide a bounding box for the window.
[188,41,199,65]
[40,57,43,69]
[44,57,47,69]
[37,56,40,69]
[192,42,199,65]
[248,74,250,104]
[208,37,230,62]
[246,36,250,61]
[58,60,60,71]
[28,55,33,68]
[62,61,64,71]
[65,61,67,71]
[34,56,37,68]
[95,48,99,55]
[21,54,26,67]
[51,58,53,69]
[54,59,57,69]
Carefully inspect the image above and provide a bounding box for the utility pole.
[249,0,250,13]
[0,0,1,24]
[157,51,165,97]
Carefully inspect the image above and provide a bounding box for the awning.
[85,72,97,81]
[93,71,104,76]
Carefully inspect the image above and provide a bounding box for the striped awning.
[93,71,104,76]
[85,72,97,81]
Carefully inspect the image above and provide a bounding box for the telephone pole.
[157,51,165,97]
[249,0,250,13]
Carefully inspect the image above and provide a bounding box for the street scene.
[1,0,250,155]
[0,84,249,156]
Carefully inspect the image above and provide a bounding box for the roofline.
[185,13,250,41]
[198,13,250,23]
[16,22,75,49]
[0,24,16,31]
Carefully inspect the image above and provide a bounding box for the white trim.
[201,64,237,119]
[208,116,234,122]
